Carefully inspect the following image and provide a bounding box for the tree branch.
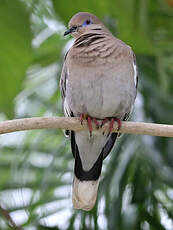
[0,117,172,137]
[0,205,22,230]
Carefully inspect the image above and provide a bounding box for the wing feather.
[60,53,73,136]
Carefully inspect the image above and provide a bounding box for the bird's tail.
[72,176,100,211]
[71,135,103,211]
[70,131,117,211]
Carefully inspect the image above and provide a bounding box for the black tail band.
[74,147,103,181]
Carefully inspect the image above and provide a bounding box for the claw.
[109,118,115,133]
[92,118,99,129]
[79,114,100,137]
[114,117,121,131]
[87,116,93,137]
[79,114,84,125]
[100,117,122,134]
[100,118,109,128]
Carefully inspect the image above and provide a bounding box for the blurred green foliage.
[0,0,173,229]
[0,0,32,117]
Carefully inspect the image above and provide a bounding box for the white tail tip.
[72,176,100,211]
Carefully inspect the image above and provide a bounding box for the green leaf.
[33,34,66,67]
[0,0,32,117]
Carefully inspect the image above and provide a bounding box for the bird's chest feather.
[66,64,136,119]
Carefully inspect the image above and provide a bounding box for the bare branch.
[0,117,172,137]
[0,205,22,230]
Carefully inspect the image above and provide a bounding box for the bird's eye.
[82,19,92,26]
[86,19,91,25]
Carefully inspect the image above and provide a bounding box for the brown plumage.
[60,12,138,211]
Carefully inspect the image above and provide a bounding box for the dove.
[60,12,138,211]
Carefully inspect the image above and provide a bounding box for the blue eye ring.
[82,19,92,26]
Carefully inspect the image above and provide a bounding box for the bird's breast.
[66,63,136,119]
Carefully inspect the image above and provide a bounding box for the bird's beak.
[64,26,77,36]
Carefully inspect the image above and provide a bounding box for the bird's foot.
[101,117,121,134]
[79,114,99,137]
[79,114,87,125]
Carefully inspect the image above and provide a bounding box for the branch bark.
[0,205,22,230]
[0,117,172,137]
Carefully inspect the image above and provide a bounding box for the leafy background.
[0,0,173,229]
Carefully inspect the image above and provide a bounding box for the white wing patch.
[63,72,71,117]
[64,97,71,117]
[133,62,138,88]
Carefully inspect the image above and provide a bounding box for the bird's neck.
[70,31,118,66]
[73,31,110,48]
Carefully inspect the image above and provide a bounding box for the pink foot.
[101,117,121,133]
[79,114,85,125]
[79,114,100,137]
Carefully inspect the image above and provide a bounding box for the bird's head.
[64,12,107,37]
